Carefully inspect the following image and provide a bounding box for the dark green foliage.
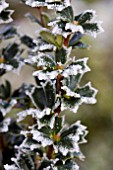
[58,6,74,22]
[0,0,103,169]
[0,25,17,40]
[20,35,37,49]
[30,81,56,109]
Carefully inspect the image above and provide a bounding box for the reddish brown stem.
[47,145,54,159]
[37,7,45,27]
[64,35,70,47]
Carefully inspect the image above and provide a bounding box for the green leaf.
[72,41,89,49]
[75,82,96,98]
[0,10,13,23]
[42,12,50,27]
[59,6,74,22]
[55,34,63,48]
[40,30,63,48]
[53,116,63,134]
[3,43,19,60]
[40,55,56,71]
[13,151,35,170]
[0,25,17,40]
[61,124,78,138]
[82,23,100,32]
[30,81,56,109]
[20,35,36,48]
[40,30,56,46]
[55,159,79,170]
[55,47,67,64]
[38,159,53,170]
[75,10,95,24]
[0,80,11,99]
[69,32,83,46]
[62,74,81,91]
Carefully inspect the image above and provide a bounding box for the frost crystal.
[0,0,8,12]
[24,0,70,11]
[0,99,17,116]
[4,164,19,170]
[0,118,11,132]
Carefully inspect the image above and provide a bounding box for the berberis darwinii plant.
[0,0,103,169]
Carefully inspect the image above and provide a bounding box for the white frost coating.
[0,99,17,116]
[0,0,9,13]
[0,63,13,71]
[0,10,14,24]
[59,145,69,156]
[85,21,104,38]
[0,118,11,132]
[49,114,56,129]
[0,61,24,75]
[17,108,51,122]
[65,23,84,34]
[75,58,91,73]
[39,44,54,51]
[71,163,79,170]
[62,65,82,77]
[31,130,53,147]
[81,10,96,22]
[25,0,70,11]
[33,70,59,80]
[13,61,24,75]
[61,97,82,113]
[68,121,88,144]
[79,82,98,105]
[48,20,72,38]
[61,86,80,98]
[4,164,19,170]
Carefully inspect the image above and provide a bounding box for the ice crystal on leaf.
[0,0,14,24]
[22,0,70,11]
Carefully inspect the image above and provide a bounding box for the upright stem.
[38,7,45,27]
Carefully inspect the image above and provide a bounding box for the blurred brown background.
[1,0,113,169]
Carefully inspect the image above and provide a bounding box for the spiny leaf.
[59,6,74,22]
[30,81,56,109]
[74,10,96,24]
[55,47,67,64]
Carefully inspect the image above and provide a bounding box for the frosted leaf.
[0,10,14,24]
[33,70,60,80]
[62,64,82,78]
[48,21,70,38]
[77,82,98,105]
[4,164,19,170]
[18,138,40,151]
[0,60,24,75]
[0,118,11,132]
[59,145,69,156]
[39,44,54,51]
[68,121,88,144]
[61,97,82,113]
[61,86,80,98]
[12,60,24,75]
[17,108,51,122]
[0,99,17,116]
[85,21,104,38]
[31,130,53,147]
[24,0,70,11]
[65,23,84,34]
[0,0,9,12]
[37,114,56,129]
[0,63,13,71]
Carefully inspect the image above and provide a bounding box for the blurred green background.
[1,0,113,169]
